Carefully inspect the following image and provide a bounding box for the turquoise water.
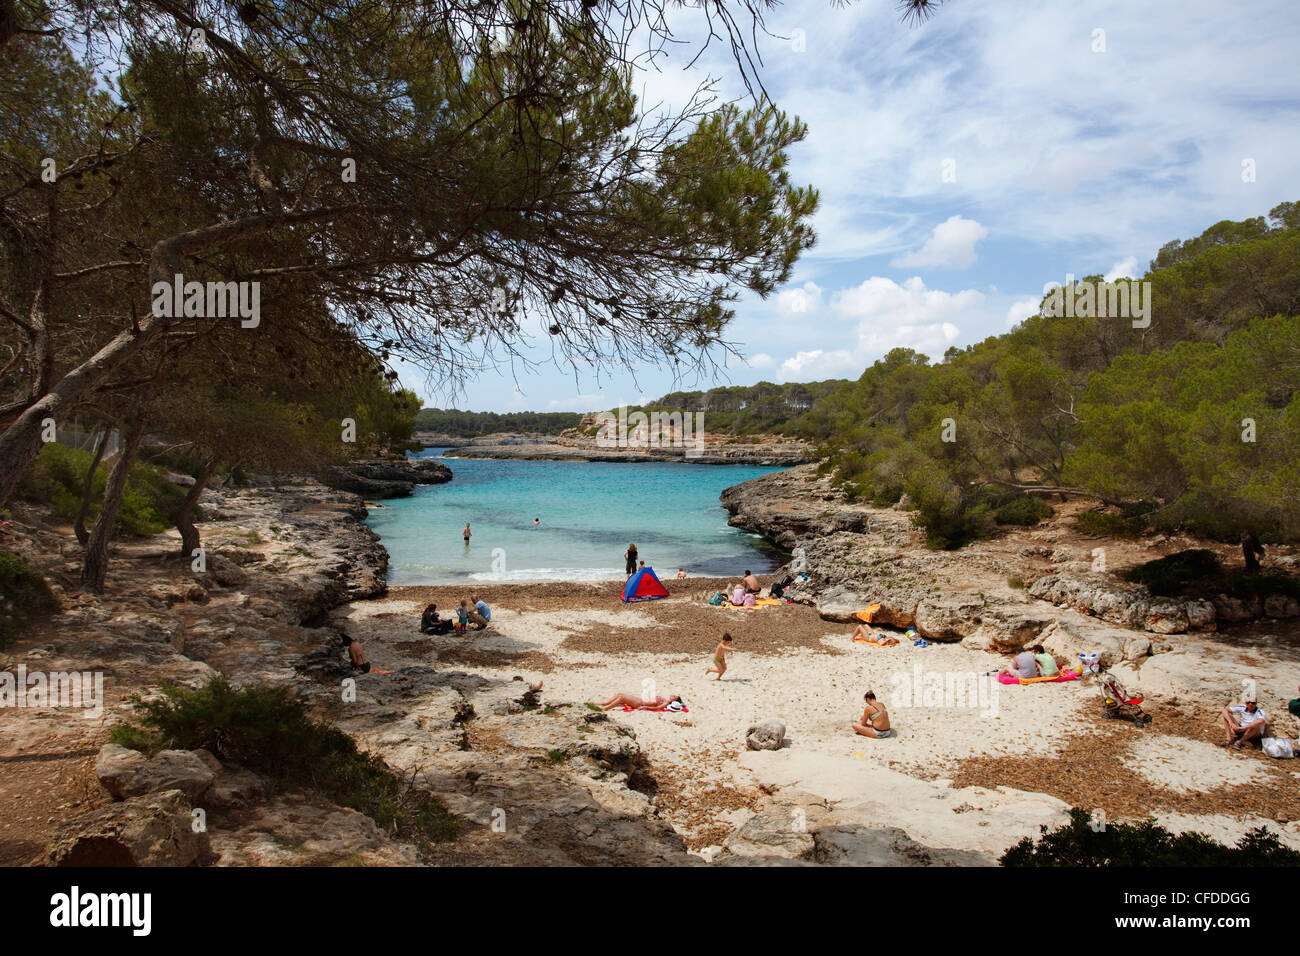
[365,450,787,585]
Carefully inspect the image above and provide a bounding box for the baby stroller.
[1099,672,1152,727]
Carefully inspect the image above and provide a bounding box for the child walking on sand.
[705,633,741,680]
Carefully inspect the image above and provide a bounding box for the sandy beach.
[335,577,1300,860]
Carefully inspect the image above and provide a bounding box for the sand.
[338,579,1300,857]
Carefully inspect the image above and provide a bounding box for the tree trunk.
[73,424,110,546]
[176,458,216,559]
[81,417,146,593]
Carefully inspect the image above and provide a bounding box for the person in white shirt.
[1221,696,1267,750]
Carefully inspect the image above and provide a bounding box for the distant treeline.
[414,408,583,437]
[605,381,850,435]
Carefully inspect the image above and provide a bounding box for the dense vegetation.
[414,408,583,438]
[803,203,1299,548]
[1002,808,1300,866]
[109,677,460,847]
[598,380,850,436]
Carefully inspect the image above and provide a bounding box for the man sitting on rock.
[468,594,491,630]
[1221,695,1267,750]
[342,634,371,673]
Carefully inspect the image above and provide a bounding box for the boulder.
[96,745,216,803]
[746,719,786,751]
[1037,618,1152,669]
[721,805,821,859]
[915,596,986,642]
[48,789,209,867]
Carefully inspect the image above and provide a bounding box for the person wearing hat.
[1221,695,1267,750]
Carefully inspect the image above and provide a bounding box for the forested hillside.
[811,202,1299,547]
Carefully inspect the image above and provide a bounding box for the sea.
[365,448,788,585]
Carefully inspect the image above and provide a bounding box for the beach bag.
[769,581,785,599]
[1262,737,1296,759]
[707,591,725,606]
[742,592,756,607]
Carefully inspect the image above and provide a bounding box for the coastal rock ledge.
[321,458,452,499]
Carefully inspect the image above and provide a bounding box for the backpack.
[769,581,785,599]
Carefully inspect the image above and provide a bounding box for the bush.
[1002,808,1300,866]
[1076,510,1146,539]
[109,676,460,845]
[905,465,994,550]
[16,443,190,536]
[994,496,1054,526]
[0,551,59,647]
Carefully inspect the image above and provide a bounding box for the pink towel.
[623,706,690,713]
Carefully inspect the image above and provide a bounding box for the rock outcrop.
[48,790,210,867]
[745,719,787,751]
[321,458,452,499]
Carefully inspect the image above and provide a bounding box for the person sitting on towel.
[1221,695,1267,750]
[731,585,747,605]
[1001,648,1039,680]
[852,690,893,738]
[1032,644,1059,677]
[742,570,761,594]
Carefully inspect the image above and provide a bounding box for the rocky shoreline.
[436,428,813,466]
[320,457,453,499]
[1,478,695,866]
[720,463,1300,694]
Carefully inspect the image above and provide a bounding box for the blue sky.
[402,0,1300,413]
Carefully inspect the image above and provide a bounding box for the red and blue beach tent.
[621,567,670,603]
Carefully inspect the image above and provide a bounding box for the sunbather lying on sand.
[594,692,684,711]
[850,624,898,645]
[852,690,893,738]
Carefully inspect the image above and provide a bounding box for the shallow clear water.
[365,449,787,585]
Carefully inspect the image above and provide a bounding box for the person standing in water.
[624,543,638,579]
[463,522,471,546]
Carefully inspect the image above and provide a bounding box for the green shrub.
[0,551,59,647]
[109,676,459,845]
[1002,808,1300,866]
[1076,510,1146,539]
[16,443,191,537]
[905,465,994,550]
[994,496,1054,526]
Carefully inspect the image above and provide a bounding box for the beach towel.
[622,705,690,713]
[721,597,786,611]
[853,635,898,647]
[996,670,1077,685]
[854,603,882,624]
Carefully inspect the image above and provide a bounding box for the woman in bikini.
[594,692,684,711]
[852,690,893,738]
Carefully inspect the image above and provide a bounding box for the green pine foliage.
[0,551,59,648]
[1002,808,1300,866]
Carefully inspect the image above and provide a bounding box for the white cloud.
[780,348,856,378]
[1005,296,1042,329]
[748,353,777,369]
[1104,256,1139,281]
[777,281,824,315]
[891,216,989,269]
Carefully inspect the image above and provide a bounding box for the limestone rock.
[48,789,209,866]
[746,719,786,751]
[96,745,216,803]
